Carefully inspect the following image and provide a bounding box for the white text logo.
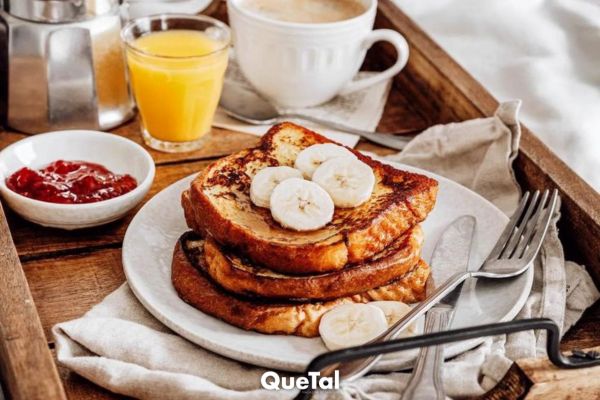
[260,371,340,390]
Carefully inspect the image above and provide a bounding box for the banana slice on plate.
[250,166,303,208]
[319,303,388,351]
[370,301,417,337]
[312,157,375,208]
[270,178,334,231]
[294,143,356,179]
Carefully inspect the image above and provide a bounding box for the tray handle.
[295,318,600,400]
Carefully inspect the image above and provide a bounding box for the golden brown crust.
[188,176,348,274]
[186,122,438,275]
[171,234,430,337]
[182,190,204,236]
[200,226,423,301]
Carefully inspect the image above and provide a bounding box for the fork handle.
[402,308,453,400]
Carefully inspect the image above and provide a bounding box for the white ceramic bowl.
[0,130,155,230]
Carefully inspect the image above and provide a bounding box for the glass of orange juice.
[121,15,230,152]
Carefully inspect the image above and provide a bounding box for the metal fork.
[320,189,560,381]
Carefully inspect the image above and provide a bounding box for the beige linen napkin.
[211,56,391,148]
[53,101,599,399]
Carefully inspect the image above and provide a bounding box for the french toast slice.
[184,122,438,275]
[172,232,429,337]
[201,225,423,301]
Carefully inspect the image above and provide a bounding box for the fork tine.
[512,190,550,258]
[521,189,559,262]
[499,191,540,259]
[486,192,530,260]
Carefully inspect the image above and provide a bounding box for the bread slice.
[171,232,430,337]
[201,225,423,301]
[184,122,438,275]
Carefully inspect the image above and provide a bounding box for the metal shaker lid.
[5,0,119,23]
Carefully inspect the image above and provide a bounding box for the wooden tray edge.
[0,201,66,400]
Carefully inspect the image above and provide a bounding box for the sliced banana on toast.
[253,143,375,231]
[319,301,416,350]
[294,143,357,179]
[319,303,388,351]
[270,178,334,231]
[250,166,303,208]
[312,157,375,208]
[370,301,417,336]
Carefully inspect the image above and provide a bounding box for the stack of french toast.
[172,123,438,337]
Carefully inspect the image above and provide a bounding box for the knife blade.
[429,214,477,307]
[402,215,476,400]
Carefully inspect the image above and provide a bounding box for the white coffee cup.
[227,0,409,108]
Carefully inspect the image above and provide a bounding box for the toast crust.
[185,122,438,275]
[201,226,423,301]
[171,232,429,337]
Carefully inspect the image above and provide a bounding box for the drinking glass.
[122,15,230,152]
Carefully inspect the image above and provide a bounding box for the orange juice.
[126,30,228,144]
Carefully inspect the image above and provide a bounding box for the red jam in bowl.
[6,160,138,204]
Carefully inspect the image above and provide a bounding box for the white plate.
[123,162,533,372]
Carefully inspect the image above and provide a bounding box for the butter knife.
[402,215,476,400]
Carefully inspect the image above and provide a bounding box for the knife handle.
[401,307,453,400]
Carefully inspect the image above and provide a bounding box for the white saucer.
[123,162,533,372]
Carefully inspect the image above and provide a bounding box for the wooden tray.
[0,1,598,399]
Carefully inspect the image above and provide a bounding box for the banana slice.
[312,157,375,208]
[370,301,417,337]
[250,166,303,208]
[270,178,334,231]
[319,303,388,351]
[294,143,357,179]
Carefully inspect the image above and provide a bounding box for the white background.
[394,0,600,191]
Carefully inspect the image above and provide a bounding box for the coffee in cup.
[228,0,409,108]
[239,0,367,23]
